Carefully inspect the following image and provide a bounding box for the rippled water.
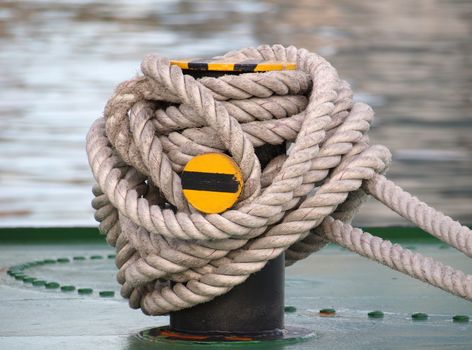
[0,0,471,226]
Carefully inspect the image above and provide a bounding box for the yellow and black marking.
[171,58,296,73]
[181,153,243,214]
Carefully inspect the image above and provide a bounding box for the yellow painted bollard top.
[170,58,296,73]
[181,153,244,214]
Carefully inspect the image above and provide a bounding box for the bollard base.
[137,325,315,345]
[169,254,286,335]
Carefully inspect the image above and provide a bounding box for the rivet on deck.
[45,282,60,289]
[61,285,76,292]
[319,308,336,317]
[368,311,384,319]
[32,280,46,287]
[78,288,93,295]
[452,315,469,323]
[411,312,428,321]
[284,306,297,313]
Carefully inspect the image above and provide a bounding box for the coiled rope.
[86,45,472,315]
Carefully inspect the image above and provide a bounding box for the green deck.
[1,227,471,349]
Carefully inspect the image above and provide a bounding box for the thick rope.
[86,45,472,315]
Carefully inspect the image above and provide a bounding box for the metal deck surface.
[1,230,471,350]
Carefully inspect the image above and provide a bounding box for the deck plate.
[1,240,471,349]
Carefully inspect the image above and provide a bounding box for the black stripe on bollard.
[181,171,239,193]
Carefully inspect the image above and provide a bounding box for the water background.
[0,0,471,227]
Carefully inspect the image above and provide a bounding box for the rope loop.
[87,45,472,315]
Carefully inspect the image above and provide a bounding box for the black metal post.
[170,253,285,336]
[168,67,286,338]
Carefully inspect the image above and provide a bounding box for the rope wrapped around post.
[86,45,472,316]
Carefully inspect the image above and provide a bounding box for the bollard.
[166,58,291,339]
[170,254,285,337]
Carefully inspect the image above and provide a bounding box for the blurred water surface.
[0,0,471,226]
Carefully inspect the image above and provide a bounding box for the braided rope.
[86,45,472,315]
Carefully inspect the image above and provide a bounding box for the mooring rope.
[86,45,472,315]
